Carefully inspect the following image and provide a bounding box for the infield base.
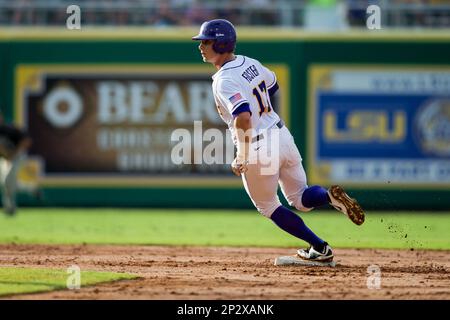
[274,255,336,267]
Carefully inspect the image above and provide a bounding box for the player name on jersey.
[241,65,260,83]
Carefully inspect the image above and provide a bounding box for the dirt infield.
[0,244,449,299]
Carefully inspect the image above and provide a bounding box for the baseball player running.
[192,19,364,262]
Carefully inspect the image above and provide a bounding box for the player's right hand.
[231,158,249,176]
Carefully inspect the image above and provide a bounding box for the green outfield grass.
[0,209,449,249]
[0,267,137,296]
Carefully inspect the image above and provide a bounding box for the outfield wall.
[0,28,449,210]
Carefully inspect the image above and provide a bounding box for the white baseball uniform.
[212,55,311,217]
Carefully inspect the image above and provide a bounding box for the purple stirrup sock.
[301,185,329,209]
[270,205,324,248]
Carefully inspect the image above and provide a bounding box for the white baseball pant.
[241,125,312,218]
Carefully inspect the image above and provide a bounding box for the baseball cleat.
[328,185,365,225]
[297,242,334,262]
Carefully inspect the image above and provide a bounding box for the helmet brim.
[192,34,216,41]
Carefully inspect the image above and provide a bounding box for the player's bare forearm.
[234,112,252,133]
[234,111,252,154]
[231,111,252,176]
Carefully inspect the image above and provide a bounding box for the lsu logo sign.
[323,110,406,143]
[308,66,450,188]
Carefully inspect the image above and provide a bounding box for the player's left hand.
[231,158,249,176]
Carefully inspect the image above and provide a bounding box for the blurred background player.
[192,19,365,262]
[0,112,32,216]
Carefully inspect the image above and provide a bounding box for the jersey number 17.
[252,80,272,116]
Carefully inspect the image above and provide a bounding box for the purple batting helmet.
[192,19,237,54]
